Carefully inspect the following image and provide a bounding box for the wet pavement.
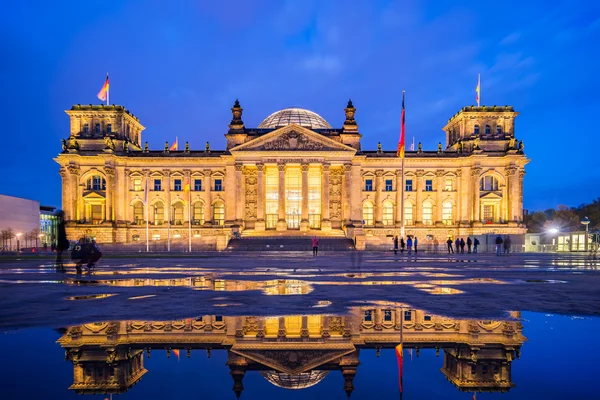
[0,252,599,398]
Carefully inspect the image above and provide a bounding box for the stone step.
[227,237,355,251]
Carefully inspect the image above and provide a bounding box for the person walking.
[312,236,319,256]
[495,235,503,256]
[414,236,419,254]
[447,238,454,254]
[393,235,399,255]
[459,238,465,254]
[473,237,480,254]
[56,211,69,266]
[455,238,460,254]
[400,237,405,253]
[466,237,472,253]
[503,235,512,255]
[406,236,413,255]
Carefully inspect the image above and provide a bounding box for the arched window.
[480,176,499,191]
[95,123,101,134]
[193,202,205,225]
[83,123,89,133]
[485,125,491,135]
[404,203,414,225]
[496,126,502,135]
[172,202,184,225]
[213,201,225,225]
[362,202,374,226]
[86,176,106,190]
[422,201,434,225]
[382,201,394,226]
[107,124,112,134]
[442,201,453,225]
[132,201,144,224]
[474,125,480,135]
[153,202,164,225]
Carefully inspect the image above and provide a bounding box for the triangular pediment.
[230,346,356,374]
[480,191,503,200]
[230,124,356,153]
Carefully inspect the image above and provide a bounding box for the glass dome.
[258,108,332,129]
[260,370,329,390]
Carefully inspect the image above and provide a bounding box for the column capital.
[375,169,384,177]
[470,167,482,177]
[322,163,330,172]
[162,169,171,177]
[518,169,525,179]
[277,163,286,172]
[301,163,309,172]
[455,168,463,177]
[435,169,445,177]
[142,168,150,177]
[59,168,67,178]
[415,169,425,177]
[235,163,243,172]
[183,169,191,177]
[504,166,517,176]
[395,169,403,177]
[67,164,80,175]
[103,166,116,177]
[344,163,352,172]
[256,163,264,172]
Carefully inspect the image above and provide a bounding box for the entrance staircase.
[226,230,355,252]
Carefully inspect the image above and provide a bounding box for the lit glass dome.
[258,108,332,129]
[260,370,329,390]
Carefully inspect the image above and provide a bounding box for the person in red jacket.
[312,236,319,256]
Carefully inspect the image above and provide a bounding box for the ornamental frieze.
[262,131,324,151]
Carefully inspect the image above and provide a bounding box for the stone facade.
[55,101,529,250]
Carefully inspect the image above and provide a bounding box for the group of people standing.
[392,235,419,254]
[447,237,479,254]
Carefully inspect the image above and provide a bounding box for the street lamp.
[581,217,591,252]
[547,228,559,234]
[16,232,22,252]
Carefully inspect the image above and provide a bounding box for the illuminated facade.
[55,100,529,250]
[58,308,525,395]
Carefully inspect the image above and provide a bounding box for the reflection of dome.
[261,370,329,390]
[258,108,332,129]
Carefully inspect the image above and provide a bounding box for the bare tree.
[31,228,40,248]
[4,228,15,250]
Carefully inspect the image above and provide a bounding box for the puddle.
[65,294,117,301]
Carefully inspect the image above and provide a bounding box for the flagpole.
[400,90,406,239]
[145,177,149,252]
[168,205,171,252]
[188,184,192,252]
[106,73,109,106]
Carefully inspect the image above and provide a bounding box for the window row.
[131,178,222,192]
[364,178,455,192]
[362,200,455,226]
[363,310,431,323]
[131,201,225,226]
[474,124,503,136]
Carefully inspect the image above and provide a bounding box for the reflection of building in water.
[57,308,525,396]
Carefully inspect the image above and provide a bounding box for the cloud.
[500,32,520,45]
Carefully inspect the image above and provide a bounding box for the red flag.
[397,92,405,158]
[169,137,178,151]
[396,343,403,393]
[173,349,180,360]
[97,74,109,102]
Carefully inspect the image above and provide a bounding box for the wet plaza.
[1,252,599,398]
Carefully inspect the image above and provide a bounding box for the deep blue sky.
[1,0,599,210]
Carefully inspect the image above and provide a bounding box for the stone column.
[59,168,69,220]
[276,163,287,231]
[415,170,424,224]
[235,163,243,223]
[321,163,331,232]
[300,163,309,231]
[143,170,150,228]
[435,170,445,225]
[375,170,383,226]
[225,164,235,225]
[255,163,265,231]
[104,166,115,222]
[67,165,80,222]
[517,169,525,222]
[203,170,212,225]
[164,170,171,226]
[351,164,362,223]
[343,164,352,224]
[395,169,402,226]
[301,316,309,338]
[184,170,191,225]
[456,169,463,224]
[471,167,481,222]
[121,168,130,222]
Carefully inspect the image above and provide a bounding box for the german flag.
[97,74,109,102]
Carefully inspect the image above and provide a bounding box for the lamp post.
[581,217,590,252]
[16,232,22,253]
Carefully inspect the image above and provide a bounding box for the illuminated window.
[173,179,182,191]
[365,179,373,191]
[483,205,494,223]
[444,178,453,191]
[425,179,433,191]
[442,201,453,225]
[87,176,106,190]
[214,179,223,191]
[133,202,144,223]
[362,202,374,226]
[385,179,393,191]
[194,179,202,191]
[422,201,433,225]
[154,179,162,191]
[172,202,184,225]
[474,125,479,135]
[83,123,89,133]
[213,201,224,225]
[265,167,278,229]
[285,167,302,229]
[496,126,502,135]
[480,176,499,191]
[308,168,321,229]
[364,310,373,322]
[404,203,414,225]
[404,311,412,321]
[91,205,103,224]
[405,179,413,191]
[383,201,394,226]
[133,178,142,191]
[153,203,164,225]
[193,202,204,225]
[384,310,393,322]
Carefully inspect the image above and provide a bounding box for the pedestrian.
[503,235,512,255]
[466,237,472,253]
[414,236,418,254]
[56,211,69,266]
[459,238,465,253]
[312,235,319,256]
[393,235,399,255]
[87,239,102,269]
[400,237,405,253]
[473,237,480,253]
[406,236,413,255]
[447,237,454,253]
[495,235,503,256]
[455,238,460,254]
